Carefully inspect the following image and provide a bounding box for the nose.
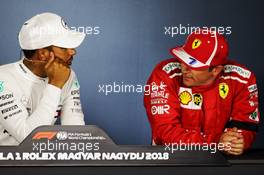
[180,63,190,73]
[68,48,76,56]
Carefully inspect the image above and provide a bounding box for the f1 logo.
[32,132,57,140]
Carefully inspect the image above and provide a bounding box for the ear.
[212,65,224,77]
[36,48,50,61]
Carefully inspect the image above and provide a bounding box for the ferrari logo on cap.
[219,83,229,99]
[192,39,202,49]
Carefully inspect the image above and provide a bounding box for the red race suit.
[144,58,259,150]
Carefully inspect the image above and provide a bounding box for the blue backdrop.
[0,0,263,147]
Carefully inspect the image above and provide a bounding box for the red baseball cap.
[170,29,229,70]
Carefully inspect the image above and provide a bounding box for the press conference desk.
[0,126,263,175]
[1,150,264,175]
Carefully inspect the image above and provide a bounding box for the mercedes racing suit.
[144,58,259,150]
[0,59,85,145]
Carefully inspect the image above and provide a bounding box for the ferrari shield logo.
[219,83,229,99]
[192,39,202,49]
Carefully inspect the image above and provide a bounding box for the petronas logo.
[0,81,4,93]
[74,80,80,89]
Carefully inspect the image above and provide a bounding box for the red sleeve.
[144,61,206,145]
[225,71,259,150]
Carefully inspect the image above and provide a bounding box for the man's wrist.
[48,80,64,89]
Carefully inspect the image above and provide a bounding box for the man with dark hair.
[0,12,86,145]
[144,29,260,155]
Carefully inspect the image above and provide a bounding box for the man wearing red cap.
[144,29,259,155]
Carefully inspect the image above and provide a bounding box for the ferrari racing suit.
[144,58,259,150]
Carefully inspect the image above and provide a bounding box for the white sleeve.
[60,71,85,125]
[0,83,61,142]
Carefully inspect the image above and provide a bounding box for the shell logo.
[179,91,192,105]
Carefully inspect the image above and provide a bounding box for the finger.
[222,142,232,151]
[45,53,55,69]
[228,148,243,153]
[232,133,243,140]
[230,143,244,150]
[232,127,238,132]
[224,127,237,133]
[227,150,243,155]
[229,145,243,152]
[228,152,243,156]
[219,141,231,150]
[231,138,244,144]
[226,131,243,138]
[223,145,232,152]
[221,135,238,142]
[49,51,55,60]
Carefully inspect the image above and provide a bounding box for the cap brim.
[170,47,210,70]
[52,30,86,49]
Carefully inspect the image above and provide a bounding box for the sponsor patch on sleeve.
[249,108,259,122]
[162,62,181,74]
[248,84,257,93]
[224,65,251,79]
